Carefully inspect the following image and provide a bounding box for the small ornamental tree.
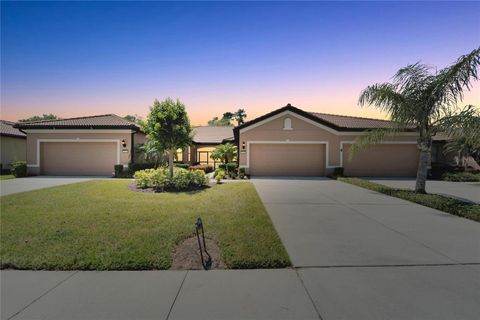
[143,98,193,176]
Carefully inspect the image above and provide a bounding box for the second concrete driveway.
[252,177,480,267]
[0,176,114,196]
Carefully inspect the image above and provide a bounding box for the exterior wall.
[0,136,26,170]
[25,130,134,175]
[238,112,419,176]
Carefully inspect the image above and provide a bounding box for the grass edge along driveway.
[1,180,291,270]
[338,177,480,222]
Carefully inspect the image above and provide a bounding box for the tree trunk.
[415,139,431,194]
[169,149,175,177]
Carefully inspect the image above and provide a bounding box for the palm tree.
[234,108,247,125]
[352,48,480,193]
[138,140,165,168]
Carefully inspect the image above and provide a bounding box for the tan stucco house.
[1,120,26,171]
[233,104,420,177]
[14,115,142,176]
[14,104,462,177]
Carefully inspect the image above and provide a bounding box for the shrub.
[171,169,191,189]
[442,172,480,182]
[134,169,156,188]
[219,162,238,174]
[215,170,225,184]
[189,165,214,173]
[114,165,124,178]
[229,170,237,179]
[174,162,190,169]
[190,169,208,187]
[238,167,246,179]
[333,167,344,177]
[10,161,27,178]
[151,168,169,191]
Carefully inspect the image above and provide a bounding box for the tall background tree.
[207,109,247,126]
[143,98,193,176]
[351,48,480,193]
[123,114,144,125]
[19,114,58,122]
[234,108,247,125]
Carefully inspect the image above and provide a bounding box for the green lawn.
[0,175,15,180]
[338,177,480,222]
[0,180,290,270]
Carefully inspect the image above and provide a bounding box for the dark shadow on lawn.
[128,181,211,195]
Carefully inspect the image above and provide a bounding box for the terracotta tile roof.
[192,126,234,144]
[14,114,140,130]
[309,112,409,130]
[235,104,417,136]
[0,120,26,138]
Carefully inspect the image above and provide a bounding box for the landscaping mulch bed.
[171,236,226,270]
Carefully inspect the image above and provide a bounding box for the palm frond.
[358,83,416,126]
[348,127,403,161]
[393,62,432,91]
[432,47,480,107]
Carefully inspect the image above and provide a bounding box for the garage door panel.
[40,142,117,176]
[344,144,418,177]
[250,144,325,176]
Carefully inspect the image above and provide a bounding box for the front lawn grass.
[0,180,290,270]
[0,174,15,180]
[338,177,480,222]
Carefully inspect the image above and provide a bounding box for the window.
[283,117,292,130]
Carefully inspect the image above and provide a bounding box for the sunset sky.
[1,1,479,125]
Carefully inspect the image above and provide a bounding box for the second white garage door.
[249,143,326,176]
[40,142,117,176]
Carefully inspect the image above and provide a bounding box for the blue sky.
[2,1,479,124]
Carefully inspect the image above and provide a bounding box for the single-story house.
[14,115,142,176]
[1,120,27,172]
[233,104,421,177]
[14,104,465,177]
[13,115,235,176]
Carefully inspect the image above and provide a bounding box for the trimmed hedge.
[442,172,480,182]
[189,164,214,173]
[10,161,27,178]
[174,162,190,169]
[114,165,124,178]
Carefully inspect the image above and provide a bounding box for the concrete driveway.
[368,177,480,204]
[252,177,480,319]
[0,176,113,196]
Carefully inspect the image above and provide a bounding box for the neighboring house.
[0,120,26,171]
[233,104,421,177]
[186,126,234,166]
[14,115,141,176]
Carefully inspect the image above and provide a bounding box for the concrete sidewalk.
[1,269,320,320]
[2,266,480,320]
